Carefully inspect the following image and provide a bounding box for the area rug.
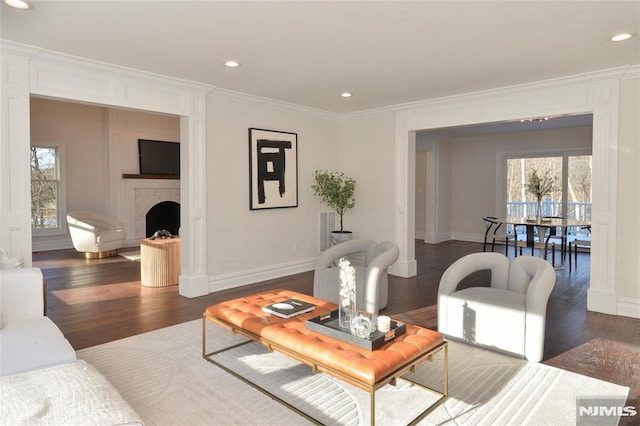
[77,319,629,426]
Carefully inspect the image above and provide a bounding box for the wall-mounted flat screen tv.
[138,139,180,176]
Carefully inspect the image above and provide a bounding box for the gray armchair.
[313,239,400,314]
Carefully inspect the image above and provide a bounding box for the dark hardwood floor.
[33,240,639,421]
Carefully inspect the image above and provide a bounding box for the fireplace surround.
[124,178,180,241]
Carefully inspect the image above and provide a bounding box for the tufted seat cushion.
[205,290,443,390]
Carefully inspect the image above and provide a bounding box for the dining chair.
[482,216,515,256]
[514,224,556,264]
[568,226,591,273]
[543,216,568,263]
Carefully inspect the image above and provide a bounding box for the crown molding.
[339,106,393,121]
[621,64,640,80]
[0,39,43,58]
[0,39,214,95]
[387,65,638,113]
[5,38,637,120]
[211,87,339,121]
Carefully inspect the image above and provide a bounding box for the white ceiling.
[1,1,639,114]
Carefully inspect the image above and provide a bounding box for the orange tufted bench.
[203,289,448,425]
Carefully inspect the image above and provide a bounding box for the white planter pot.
[330,231,353,246]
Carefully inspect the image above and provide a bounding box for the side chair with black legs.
[569,225,591,273]
[514,224,556,265]
[543,216,568,264]
[482,216,515,256]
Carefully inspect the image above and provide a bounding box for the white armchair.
[0,268,76,375]
[67,211,125,258]
[437,252,556,362]
[313,239,400,314]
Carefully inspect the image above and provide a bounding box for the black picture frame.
[249,128,298,210]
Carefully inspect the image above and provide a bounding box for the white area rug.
[77,319,629,426]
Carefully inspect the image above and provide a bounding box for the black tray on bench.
[305,310,406,351]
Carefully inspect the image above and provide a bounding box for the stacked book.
[261,299,315,319]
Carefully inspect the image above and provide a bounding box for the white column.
[0,43,35,266]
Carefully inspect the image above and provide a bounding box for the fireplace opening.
[146,201,180,237]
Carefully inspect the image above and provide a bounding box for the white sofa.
[437,253,556,362]
[67,211,126,258]
[0,267,77,375]
[0,267,143,424]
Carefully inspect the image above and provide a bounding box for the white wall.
[30,98,109,217]
[616,77,640,314]
[441,126,592,242]
[206,91,340,290]
[415,150,426,238]
[110,108,180,176]
[29,97,180,251]
[338,112,396,243]
[2,41,638,317]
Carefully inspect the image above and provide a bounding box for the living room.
[1,1,639,424]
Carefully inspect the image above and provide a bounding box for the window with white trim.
[504,151,592,236]
[31,145,64,233]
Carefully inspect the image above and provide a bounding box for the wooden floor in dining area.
[33,240,639,421]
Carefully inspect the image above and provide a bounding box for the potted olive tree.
[312,170,356,245]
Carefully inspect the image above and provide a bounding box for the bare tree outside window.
[506,157,562,217]
[31,146,60,229]
[506,153,592,234]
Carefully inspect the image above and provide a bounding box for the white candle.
[377,315,391,333]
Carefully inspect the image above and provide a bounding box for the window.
[31,146,62,232]
[505,151,592,237]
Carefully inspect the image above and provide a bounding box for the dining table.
[495,217,591,270]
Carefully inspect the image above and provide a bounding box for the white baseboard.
[450,232,484,243]
[208,257,318,293]
[617,297,640,319]
[587,288,618,315]
[32,237,73,252]
[422,232,453,244]
[389,259,417,278]
[179,274,209,298]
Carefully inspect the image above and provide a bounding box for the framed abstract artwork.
[249,128,298,210]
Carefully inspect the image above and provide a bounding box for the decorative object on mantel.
[525,169,557,221]
[248,128,298,210]
[148,229,175,240]
[312,169,356,245]
[337,257,356,329]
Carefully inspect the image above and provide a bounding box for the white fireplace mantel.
[123,178,180,243]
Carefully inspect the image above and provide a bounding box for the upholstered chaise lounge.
[67,211,126,258]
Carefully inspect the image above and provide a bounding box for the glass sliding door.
[567,154,592,237]
[506,156,563,218]
[505,152,592,238]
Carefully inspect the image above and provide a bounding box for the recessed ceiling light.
[340,92,352,98]
[611,33,633,42]
[3,0,30,9]
[224,60,240,68]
